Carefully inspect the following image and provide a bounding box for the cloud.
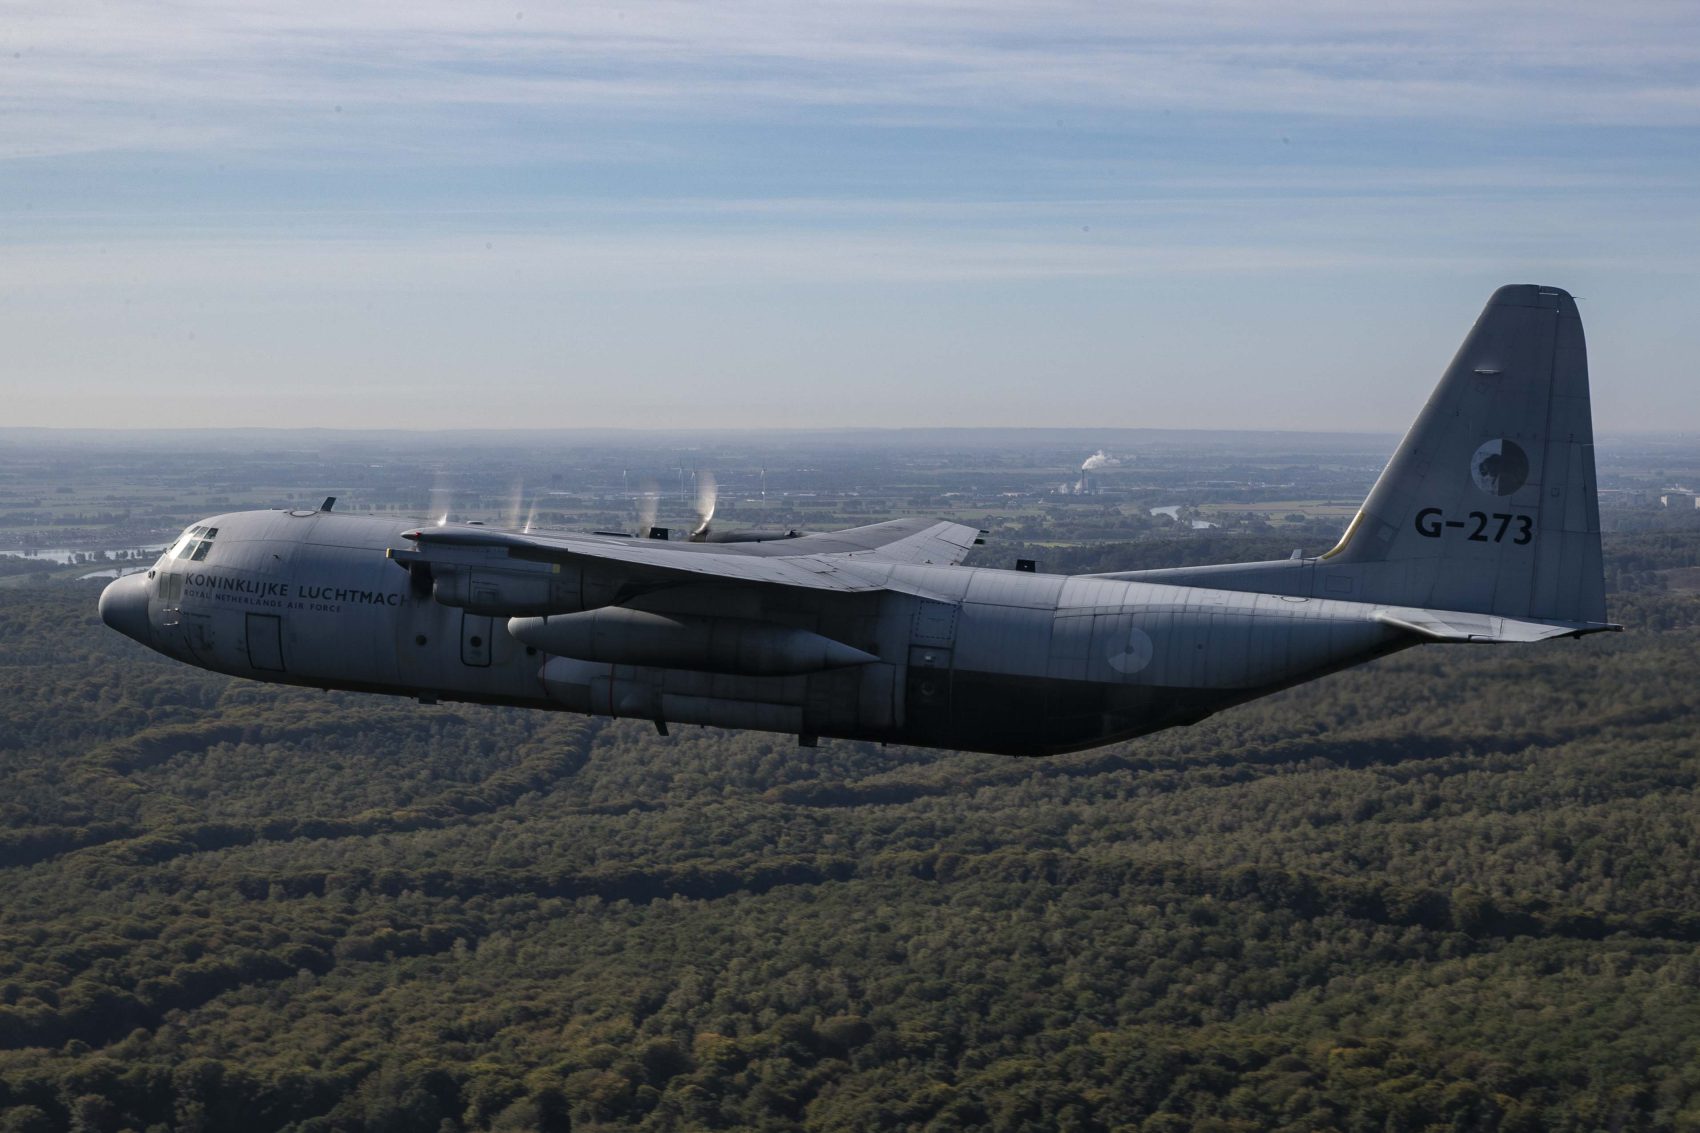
[5,1,1700,163]
[0,231,1375,298]
[5,2,1699,431]
[6,169,1696,298]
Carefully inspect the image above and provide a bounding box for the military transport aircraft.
[100,285,1614,756]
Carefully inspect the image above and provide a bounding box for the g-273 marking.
[1414,508,1533,544]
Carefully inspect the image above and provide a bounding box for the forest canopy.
[2,531,1699,1132]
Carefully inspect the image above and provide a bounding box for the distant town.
[2,428,1698,581]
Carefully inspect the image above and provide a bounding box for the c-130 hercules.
[101,285,1615,756]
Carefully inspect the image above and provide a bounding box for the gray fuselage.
[101,509,1412,756]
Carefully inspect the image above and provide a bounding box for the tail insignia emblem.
[1471,439,1530,496]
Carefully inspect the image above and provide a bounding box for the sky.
[3,1,1698,433]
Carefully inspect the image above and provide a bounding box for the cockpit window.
[169,524,219,562]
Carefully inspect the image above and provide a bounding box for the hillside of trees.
[2,533,1699,1131]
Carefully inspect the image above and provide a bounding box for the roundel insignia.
[1107,625,1154,674]
[1470,438,1529,496]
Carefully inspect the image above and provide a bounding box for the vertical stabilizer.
[1091,285,1609,628]
[1323,284,1604,622]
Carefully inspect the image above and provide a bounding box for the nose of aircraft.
[99,572,153,647]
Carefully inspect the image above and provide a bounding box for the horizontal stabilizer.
[1374,607,1619,644]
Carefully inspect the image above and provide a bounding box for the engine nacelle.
[430,563,586,617]
[509,608,879,676]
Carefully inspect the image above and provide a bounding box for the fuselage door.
[904,599,958,739]
[460,611,493,667]
[182,612,215,662]
[246,613,287,671]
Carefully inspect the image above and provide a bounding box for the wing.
[392,517,982,600]
[776,517,984,565]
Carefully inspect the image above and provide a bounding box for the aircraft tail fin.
[1095,285,1610,628]
[1319,284,1604,623]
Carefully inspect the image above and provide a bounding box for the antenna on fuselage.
[320,496,336,512]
